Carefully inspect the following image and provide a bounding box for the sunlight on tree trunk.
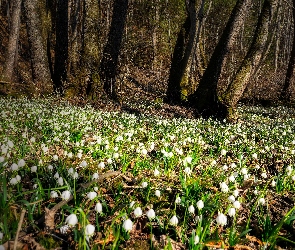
[222,0,275,122]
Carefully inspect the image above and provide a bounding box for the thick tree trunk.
[189,0,252,119]
[165,0,197,104]
[23,0,53,96]
[2,0,21,83]
[99,0,129,101]
[53,0,68,95]
[223,0,274,121]
[281,0,295,100]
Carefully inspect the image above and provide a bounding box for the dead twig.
[13,208,26,250]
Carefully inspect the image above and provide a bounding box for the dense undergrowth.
[1,97,295,250]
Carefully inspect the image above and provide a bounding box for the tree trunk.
[165,0,197,104]
[99,0,129,101]
[189,0,252,119]
[23,0,53,96]
[281,0,295,100]
[223,0,275,121]
[2,0,21,83]
[53,0,68,95]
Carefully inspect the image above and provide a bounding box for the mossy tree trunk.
[222,0,275,121]
[23,0,53,96]
[165,0,197,104]
[281,0,295,101]
[99,0,129,101]
[189,0,252,119]
[2,0,21,84]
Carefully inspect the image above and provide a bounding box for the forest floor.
[1,91,295,250]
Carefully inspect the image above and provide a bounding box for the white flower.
[50,191,59,198]
[230,163,237,168]
[175,196,181,204]
[220,182,229,193]
[188,205,195,214]
[73,172,79,179]
[95,202,103,213]
[0,156,4,163]
[98,162,105,169]
[154,168,160,176]
[228,195,235,203]
[261,172,267,179]
[53,155,58,161]
[31,166,37,173]
[77,152,82,159]
[123,219,133,232]
[59,225,69,234]
[184,156,192,165]
[233,200,241,209]
[65,214,78,227]
[244,174,249,180]
[129,201,135,208]
[61,190,71,200]
[80,160,87,168]
[16,175,21,182]
[68,167,74,175]
[57,177,64,186]
[18,159,25,167]
[196,200,204,210]
[169,215,179,226]
[146,209,156,220]
[155,190,161,197]
[233,189,239,197]
[216,213,227,226]
[141,148,148,156]
[228,208,236,217]
[33,184,38,189]
[271,180,276,187]
[54,172,59,179]
[85,224,95,237]
[252,153,258,159]
[48,165,53,171]
[141,182,148,188]
[228,175,235,182]
[133,207,142,217]
[11,163,18,171]
[254,189,259,195]
[107,158,112,164]
[92,173,99,180]
[7,140,14,148]
[241,168,247,175]
[220,149,227,156]
[67,152,73,158]
[258,197,265,205]
[184,167,191,176]
[194,234,200,244]
[94,186,98,191]
[87,191,97,200]
[223,164,228,171]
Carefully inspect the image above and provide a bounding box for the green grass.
[0,97,295,249]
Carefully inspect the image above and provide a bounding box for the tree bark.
[281,0,295,100]
[223,0,274,121]
[189,0,252,119]
[2,0,21,83]
[165,0,197,104]
[53,0,68,95]
[99,0,129,101]
[23,0,53,96]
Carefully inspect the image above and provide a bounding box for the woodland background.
[0,0,295,120]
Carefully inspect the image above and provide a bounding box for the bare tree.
[2,0,21,83]
[281,0,295,100]
[23,0,53,96]
[222,0,275,121]
[189,0,252,119]
[99,0,129,101]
